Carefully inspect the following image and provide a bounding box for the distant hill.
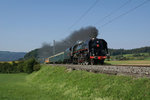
[24,49,39,59]
[0,51,26,61]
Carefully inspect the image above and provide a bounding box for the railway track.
[49,64,150,78]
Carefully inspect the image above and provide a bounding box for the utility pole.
[53,40,55,55]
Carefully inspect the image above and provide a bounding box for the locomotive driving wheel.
[84,61,89,65]
[90,59,94,65]
[100,59,104,65]
[82,60,89,65]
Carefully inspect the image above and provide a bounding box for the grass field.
[110,52,150,61]
[105,60,150,66]
[145,57,150,60]
[0,73,54,100]
[1,65,150,100]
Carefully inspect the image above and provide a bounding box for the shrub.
[11,61,18,72]
[23,58,39,73]
[16,61,25,72]
[0,62,12,73]
[33,64,41,71]
[0,58,40,74]
[23,58,35,73]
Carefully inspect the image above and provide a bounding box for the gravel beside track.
[49,64,150,78]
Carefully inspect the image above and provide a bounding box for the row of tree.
[0,58,41,73]
[109,46,150,56]
[112,54,149,61]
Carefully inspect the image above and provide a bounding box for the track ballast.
[49,64,150,78]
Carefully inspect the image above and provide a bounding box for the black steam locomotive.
[45,38,108,65]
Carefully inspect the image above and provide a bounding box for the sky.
[0,0,150,52]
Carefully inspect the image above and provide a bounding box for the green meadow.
[105,60,150,65]
[0,65,150,100]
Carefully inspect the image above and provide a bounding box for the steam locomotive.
[45,38,108,65]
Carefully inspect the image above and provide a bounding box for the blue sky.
[0,0,150,52]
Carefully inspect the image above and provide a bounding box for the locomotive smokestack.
[53,40,55,55]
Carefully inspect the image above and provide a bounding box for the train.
[45,38,108,65]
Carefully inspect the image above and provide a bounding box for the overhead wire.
[62,0,100,47]
[61,0,150,47]
[95,0,132,25]
[99,0,150,28]
[68,0,99,30]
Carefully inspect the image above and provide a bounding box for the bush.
[33,64,41,71]
[23,58,39,73]
[0,58,40,74]
[11,61,18,72]
[16,61,25,72]
[0,62,13,73]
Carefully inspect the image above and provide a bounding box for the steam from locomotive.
[39,26,99,58]
[38,43,53,59]
[55,26,99,54]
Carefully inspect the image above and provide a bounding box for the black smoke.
[38,43,53,59]
[66,26,98,44]
[55,26,99,53]
[39,26,99,59]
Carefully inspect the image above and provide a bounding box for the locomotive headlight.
[97,44,100,47]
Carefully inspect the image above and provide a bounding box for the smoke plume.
[38,43,53,58]
[39,26,99,59]
[55,26,99,53]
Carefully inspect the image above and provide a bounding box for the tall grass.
[27,65,150,100]
[0,65,150,100]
